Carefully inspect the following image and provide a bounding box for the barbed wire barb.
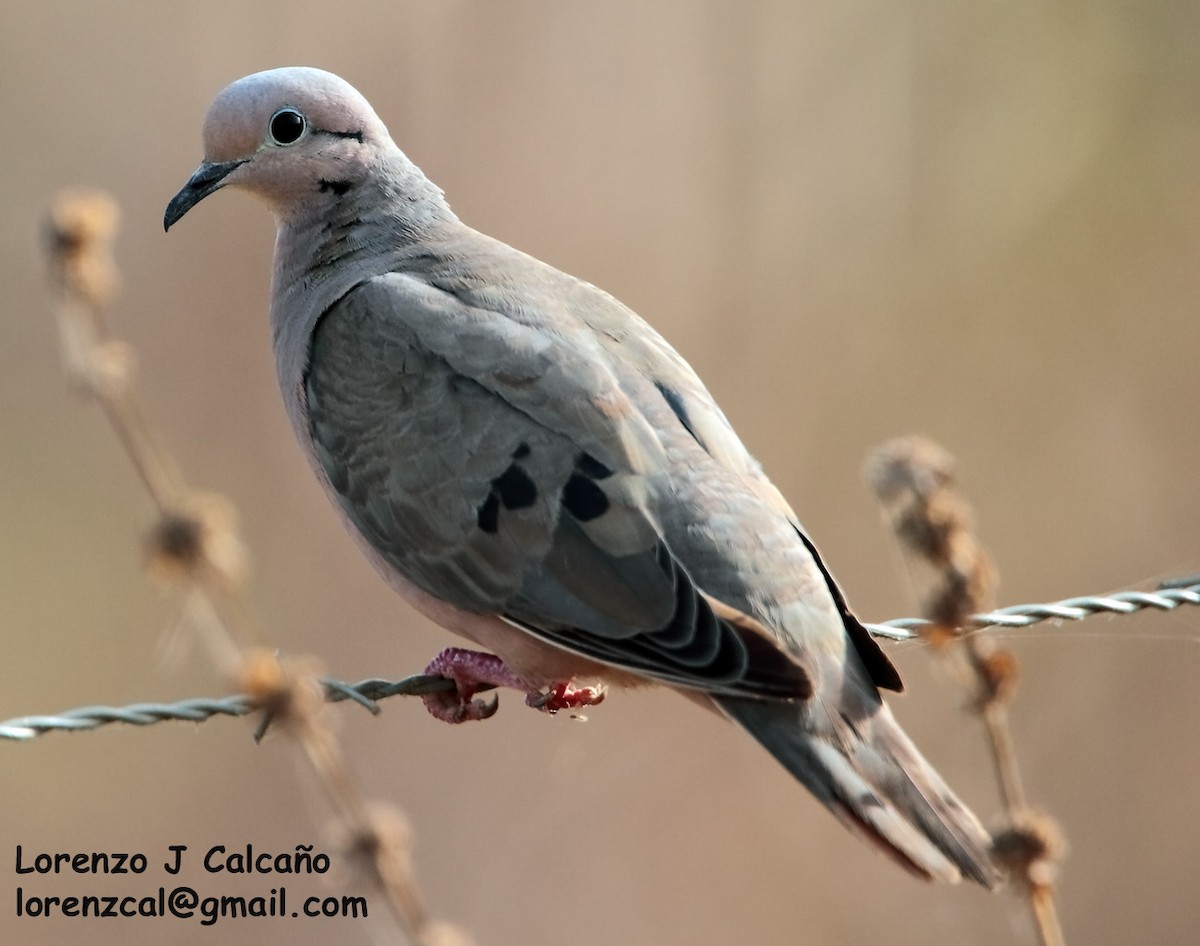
[5,578,1197,743]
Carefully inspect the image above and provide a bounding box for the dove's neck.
[269,149,459,446]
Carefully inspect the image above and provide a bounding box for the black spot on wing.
[477,493,500,534]
[492,463,538,510]
[575,452,613,479]
[654,380,705,450]
[562,473,610,522]
[318,179,353,196]
[476,459,538,537]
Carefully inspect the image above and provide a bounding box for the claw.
[421,686,499,723]
[477,692,500,720]
[420,647,520,724]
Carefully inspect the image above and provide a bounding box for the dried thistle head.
[866,435,957,507]
[866,435,997,634]
[145,492,251,592]
[972,644,1020,709]
[45,190,121,309]
[238,648,326,730]
[45,191,130,392]
[343,803,414,878]
[991,809,1067,893]
[924,541,998,631]
[337,803,468,941]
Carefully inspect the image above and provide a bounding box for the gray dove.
[165,67,997,887]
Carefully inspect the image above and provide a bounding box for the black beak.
[163,159,247,231]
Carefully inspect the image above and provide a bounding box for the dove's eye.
[269,108,306,145]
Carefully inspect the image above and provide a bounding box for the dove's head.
[164,67,395,230]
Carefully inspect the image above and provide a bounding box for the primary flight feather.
[165,66,997,887]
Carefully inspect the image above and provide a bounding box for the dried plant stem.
[980,700,1026,811]
[963,641,1065,946]
[98,377,188,510]
[44,190,471,946]
[294,695,432,939]
[868,436,1065,946]
[1029,888,1066,946]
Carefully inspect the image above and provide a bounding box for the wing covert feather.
[304,275,811,699]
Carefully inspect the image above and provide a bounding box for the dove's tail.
[717,681,998,887]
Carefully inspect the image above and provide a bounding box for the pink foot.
[421,648,516,723]
[420,647,607,723]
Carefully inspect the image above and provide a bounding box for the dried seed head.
[991,809,1067,892]
[45,190,121,309]
[974,646,1020,708]
[46,192,128,392]
[338,803,453,938]
[237,648,325,729]
[145,493,250,591]
[344,803,414,872]
[925,545,997,631]
[150,513,204,570]
[866,435,957,506]
[867,435,997,629]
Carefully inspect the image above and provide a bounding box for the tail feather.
[717,690,998,887]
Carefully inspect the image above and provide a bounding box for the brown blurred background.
[2,2,1198,944]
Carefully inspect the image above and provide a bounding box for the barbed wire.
[4,578,1197,742]
[864,575,1200,640]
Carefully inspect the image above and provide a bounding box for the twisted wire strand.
[4,578,1198,741]
[864,576,1200,641]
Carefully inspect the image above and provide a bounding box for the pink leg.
[420,647,607,723]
